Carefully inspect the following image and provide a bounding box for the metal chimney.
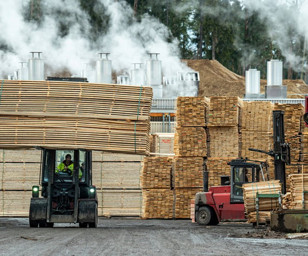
[18,62,29,80]
[245,69,261,98]
[146,53,162,98]
[267,60,283,86]
[95,53,112,84]
[266,60,287,98]
[130,63,145,86]
[28,52,44,80]
[117,74,130,85]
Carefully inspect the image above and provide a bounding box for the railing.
[243,98,305,104]
[151,98,306,113]
[150,121,176,133]
[151,98,176,113]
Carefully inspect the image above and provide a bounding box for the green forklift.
[29,149,98,228]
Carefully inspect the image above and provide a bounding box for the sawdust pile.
[183,59,245,97]
[184,59,308,98]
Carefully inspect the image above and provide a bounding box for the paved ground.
[0,218,307,256]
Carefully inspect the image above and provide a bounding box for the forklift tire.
[39,222,54,228]
[196,206,212,225]
[89,204,98,228]
[29,220,39,228]
[79,223,88,228]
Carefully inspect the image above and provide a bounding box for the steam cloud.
[0,0,191,82]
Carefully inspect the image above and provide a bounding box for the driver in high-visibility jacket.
[55,154,82,179]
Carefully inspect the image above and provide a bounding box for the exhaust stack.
[18,62,29,80]
[95,53,112,84]
[146,53,162,98]
[28,52,45,80]
[130,63,145,86]
[266,60,287,98]
[245,69,261,98]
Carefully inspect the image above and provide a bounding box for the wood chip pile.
[0,80,152,154]
[242,180,281,223]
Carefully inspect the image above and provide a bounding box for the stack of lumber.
[241,102,274,160]
[142,189,174,219]
[208,127,239,158]
[176,97,210,127]
[207,158,232,186]
[140,157,172,189]
[206,97,242,187]
[175,188,203,218]
[174,157,204,188]
[208,96,243,127]
[247,211,271,224]
[0,149,41,216]
[174,127,207,157]
[287,174,308,210]
[242,180,281,223]
[0,80,152,154]
[282,192,292,209]
[274,104,304,163]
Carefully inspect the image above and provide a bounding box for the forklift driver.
[56,154,74,175]
[55,154,83,179]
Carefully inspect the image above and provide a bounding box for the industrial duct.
[267,60,283,86]
[130,63,145,86]
[18,62,29,80]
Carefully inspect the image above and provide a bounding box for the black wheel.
[89,204,98,228]
[79,222,88,228]
[196,207,213,225]
[46,222,54,228]
[29,219,39,228]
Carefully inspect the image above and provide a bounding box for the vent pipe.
[28,52,44,80]
[18,62,28,80]
[95,53,112,84]
[245,69,260,97]
[117,74,130,85]
[130,63,145,86]
[267,60,282,86]
[266,60,287,98]
[146,53,162,98]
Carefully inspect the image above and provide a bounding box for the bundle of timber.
[0,80,152,154]
[174,127,207,157]
[176,97,210,127]
[142,189,174,219]
[207,158,233,187]
[282,192,292,209]
[174,157,204,188]
[140,157,172,189]
[247,211,271,224]
[208,96,243,127]
[175,188,203,218]
[242,102,273,132]
[0,190,32,216]
[274,103,304,162]
[208,127,239,158]
[242,180,281,213]
[241,131,273,160]
[288,174,308,209]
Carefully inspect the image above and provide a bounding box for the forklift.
[29,149,98,228]
[195,110,290,225]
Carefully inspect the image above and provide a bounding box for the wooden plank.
[0,190,32,217]
[174,157,204,188]
[140,157,172,189]
[176,97,209,127]
[0,149,41,163]
[174,127,207,157]
[100,190,142,217]
[142,189,174,219]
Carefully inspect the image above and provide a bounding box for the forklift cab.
[29,149,98,228]
[229,159,266,203]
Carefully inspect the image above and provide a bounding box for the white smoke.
[0,0,191,87]
[242,0,308,72]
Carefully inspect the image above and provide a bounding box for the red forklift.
[194,110,290,225]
